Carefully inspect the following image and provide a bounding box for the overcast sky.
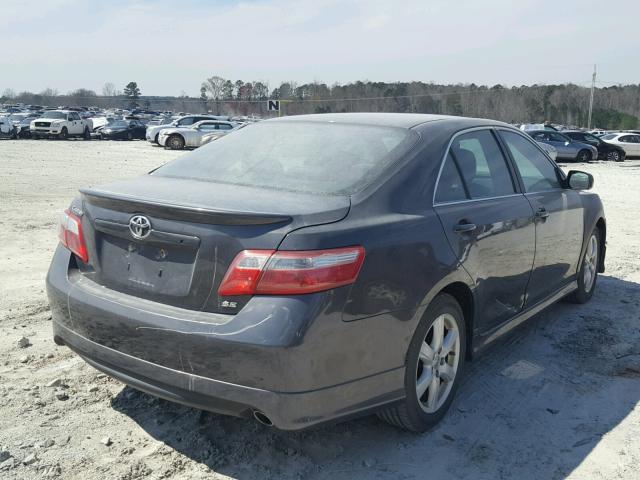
[1,0,638,96]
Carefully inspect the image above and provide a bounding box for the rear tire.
[606,150,623,162]
[567,228,600,304]
[577,149,592,162]
[83,127,91,140]
[378,293,466,432]
[127,131,133,141]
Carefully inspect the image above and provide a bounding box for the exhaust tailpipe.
[252,410,273,427]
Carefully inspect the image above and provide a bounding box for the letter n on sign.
[267,100,280,112]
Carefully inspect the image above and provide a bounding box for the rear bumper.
[46,246,405,430]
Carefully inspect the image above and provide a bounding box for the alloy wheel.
[583,234,598,293]
[416,313,460,413]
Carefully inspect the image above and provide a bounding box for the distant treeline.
[2,80,639,129]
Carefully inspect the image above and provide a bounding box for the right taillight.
[58,209,88,263]
[218,246,365,296]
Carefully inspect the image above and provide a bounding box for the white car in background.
[158,120,237,150]
[146,114,226,144]
[0,116,17,138]
[600,132,640,157]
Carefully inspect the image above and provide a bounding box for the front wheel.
[59,127,68,140]
[378,293,466,432]
[166,134,185,150]
[567,229,600,304]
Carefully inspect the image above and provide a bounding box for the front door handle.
[453,222,477,233]
[535,208,550,219]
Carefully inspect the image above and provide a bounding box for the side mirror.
[567,170,594,190]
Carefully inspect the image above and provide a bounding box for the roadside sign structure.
[268,100,280,112]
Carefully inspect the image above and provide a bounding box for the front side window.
[435,153,467,203]
[450,130,515,199]
[501,131,561,193]
[549,132,568,142]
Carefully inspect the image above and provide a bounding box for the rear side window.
[435,153,467,203]
[501,131,561,192]
[450,130,515,199]
[154,121,417,195]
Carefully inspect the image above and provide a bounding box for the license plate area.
[99,235,197,296]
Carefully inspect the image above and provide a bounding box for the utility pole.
[587,64,596,129]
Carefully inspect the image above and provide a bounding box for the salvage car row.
[0,106,249,150]
[1,106,638,158]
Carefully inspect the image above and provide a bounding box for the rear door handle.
[535,208,550,219]
[453,222,477,233]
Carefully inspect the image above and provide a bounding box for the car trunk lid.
[78,175,350,314]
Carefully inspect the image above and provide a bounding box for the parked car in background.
[520,123,557,132]
[100,119,147,140]
[536,141,557,161]
[31,110,93,140]
[600,133,640,158]
[48,113,606,432]
[0,116,17,139]
[158,120,237,150]
[563,130,626,162]
[146,115,225,144]
[14,114,39,138]
[528,130,598,162]
[589,129,608,137]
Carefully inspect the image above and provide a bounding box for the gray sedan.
[528,130,598,162]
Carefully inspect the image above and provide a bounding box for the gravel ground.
[1,138,639,480]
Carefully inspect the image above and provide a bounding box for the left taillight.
[218,246,366,296]
[58,209,88,263]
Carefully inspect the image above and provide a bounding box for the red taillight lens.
[218,246,365,296]
[58,209,89,263]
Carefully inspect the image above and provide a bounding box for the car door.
[71,112,84,134]
[547,132,574,158]
[498,129,584,306]
[628,135,640,155]
[434,128,535,333]
[616,135,637,156]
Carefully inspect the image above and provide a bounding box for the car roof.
[266,113,512,130]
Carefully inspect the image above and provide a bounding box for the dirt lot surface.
[1,139,639,480]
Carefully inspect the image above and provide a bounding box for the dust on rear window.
[153,121,418,195]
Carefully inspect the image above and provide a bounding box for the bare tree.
[202,76,227,114]
[102,82,118,97]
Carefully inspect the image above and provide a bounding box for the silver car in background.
[146,115,226,144]
[528,130,598,162]
[158,120,237,150]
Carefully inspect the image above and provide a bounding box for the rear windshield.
[153,121,417,195]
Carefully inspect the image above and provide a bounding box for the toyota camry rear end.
[46,114,434,430]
